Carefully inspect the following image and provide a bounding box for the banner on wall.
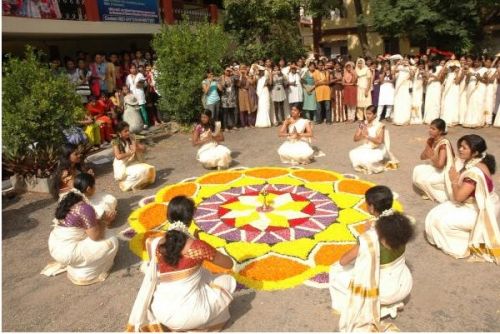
[97,0,159,24]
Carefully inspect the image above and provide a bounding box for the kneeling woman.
[192,110,232,169]
[412,118,455,203]
[43,173,119,285]
[329,186,414,330]
[51,143,117,223]
[127,196,236,331]
[113,121,156,191]
[278,105,315,165]
[349,105,398,174]
[425,135,500,263]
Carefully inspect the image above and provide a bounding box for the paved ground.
[3,122,500,332]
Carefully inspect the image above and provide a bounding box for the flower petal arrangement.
[121,167,404,290]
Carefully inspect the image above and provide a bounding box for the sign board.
[97,0,159,24]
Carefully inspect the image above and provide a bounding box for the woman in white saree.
[113,121,156,191]
[410,62,424,125]
[425,134,500,263]
[413,118,455,203]
[127,196,236,332]
[278,105,315,165]
[423,62,443,124]
[392,59,413,125]
[42,173,119,285]
[192,110,232,170]
[440,61,461,126]
[330,186,414,331]
[463,58,488,128]
[255,65,272,128]
[349,105,399,174]
[51,143,117,223]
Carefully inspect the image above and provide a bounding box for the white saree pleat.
[278,118,315,165]
[113,142,156,192]
[335,229,399,332]
[412,139,454,203]
[425,167,500,262]
[392,69,412,125]
[349,121,397,174]
[46,224,118,285]
[423,80,442,124]
[463,68,487,128]
[196,122,232,169]
[440,73,460,126]
[127,237,237,332]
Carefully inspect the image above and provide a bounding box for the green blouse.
[380,244,405,265]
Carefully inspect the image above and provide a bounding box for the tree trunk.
[353,0,370,57]
[312,16,322,55]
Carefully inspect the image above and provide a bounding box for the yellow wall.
[316,0,417,56]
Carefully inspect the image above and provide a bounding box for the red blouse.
[463,172,494,196]
[156,239,216,273]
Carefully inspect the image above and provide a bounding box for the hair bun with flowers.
[379,208,394,218]
[168,221,190,235]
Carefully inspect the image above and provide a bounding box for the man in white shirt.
[287,64,304,109]
[126,64,149,128]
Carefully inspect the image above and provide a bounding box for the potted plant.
[2,46,84,193]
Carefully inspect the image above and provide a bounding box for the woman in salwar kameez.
[412,118,455,203]
[126,196,236,332]
[112,121,156,192]
[425,134,500,263]
[42,173,119,285]
[329,186,414,331]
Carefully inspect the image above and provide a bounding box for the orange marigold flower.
[198,171,242,184]
[292,170,339,182]
[239,256,309,281]
[245,167,289,179]
[156,182,197,203]
[314,244,353,266]
[337,179,373,195]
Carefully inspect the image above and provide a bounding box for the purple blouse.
[59,201,98,229]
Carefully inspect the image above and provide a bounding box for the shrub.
[152,19,231,124]
[2,46,84,177]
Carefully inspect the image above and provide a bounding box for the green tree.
[371,0,494,54]
[223,0,307,62]
[2,46,84,157]
[152,20,231,124]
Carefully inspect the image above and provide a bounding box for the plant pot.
[9,174,27,192]
[25,176,54,194]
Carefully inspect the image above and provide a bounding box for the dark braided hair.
[55,173,95,220]
[158,196,196,267]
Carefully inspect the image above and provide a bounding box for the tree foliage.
[2,46,84,157]
[152,20,231,124]
[223,0,307,62]
[371,0,493,54]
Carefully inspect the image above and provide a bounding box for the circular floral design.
[122,167,404,291]
[195,183,338,244]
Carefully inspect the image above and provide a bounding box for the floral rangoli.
[121,167,403,290]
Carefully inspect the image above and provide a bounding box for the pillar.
[160,0,175,24]
[208,4,218,24]
[84,0,100,21]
